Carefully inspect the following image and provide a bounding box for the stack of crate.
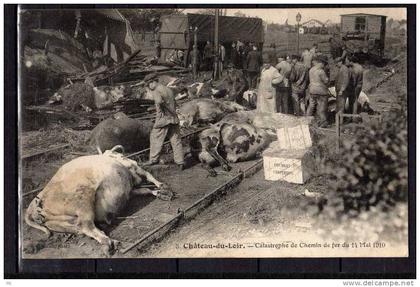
[262,117,315,184]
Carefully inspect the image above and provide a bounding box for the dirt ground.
[141,171,407,258]
[20,49,408,258]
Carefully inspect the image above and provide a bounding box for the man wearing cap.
[256,61,284,113]
[307,54,330,127]
[289,55,309,116]
[246,45,262,89]
[143,73,185,170]
[334,57,352,114]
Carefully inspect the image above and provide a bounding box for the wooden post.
[336,112,341,153]
[193,27,198,80]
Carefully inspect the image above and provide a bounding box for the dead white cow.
[25,146,173,255]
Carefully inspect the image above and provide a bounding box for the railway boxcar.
[340,13,387,58]
[159,13,264,66]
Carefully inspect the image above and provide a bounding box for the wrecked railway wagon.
[340,13,387,59]
[159,13,264,65]
[20,9,137,106]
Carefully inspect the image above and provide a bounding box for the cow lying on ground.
[177,99,248,127]
[218,110,256,124]
[89,112,153,154]
[48,82,126,112]
[196,115,274,176]
[25,146,174,256]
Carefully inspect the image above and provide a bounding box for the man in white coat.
[256,61,284,113]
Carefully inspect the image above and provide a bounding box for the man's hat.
[144,73,158,83]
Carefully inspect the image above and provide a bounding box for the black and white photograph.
[15,5,410,260]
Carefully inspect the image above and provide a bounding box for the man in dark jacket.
[307,54,330,127]
[268,43,277,66]
[347,55,364,114]
[242,42,251,70]
[289,55,309,115]
[246,45,262,89]
[203,41,213,71]
[230,42,240,68]
[334,57,352,114]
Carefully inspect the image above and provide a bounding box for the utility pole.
[214,8,220,80]
[296,13,302,54]
[193,27,198,80]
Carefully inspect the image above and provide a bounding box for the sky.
[184,8,407,25]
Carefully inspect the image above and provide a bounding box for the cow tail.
[24,196,50,236]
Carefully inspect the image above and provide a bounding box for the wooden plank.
[121,159,263,254]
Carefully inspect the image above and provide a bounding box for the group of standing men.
[259,43,364,128]
[142,40,364,169]
[203,40,263,90]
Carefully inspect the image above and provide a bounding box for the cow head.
[198,127,221,166]
[177,110,194,128]
[110,85,126,102]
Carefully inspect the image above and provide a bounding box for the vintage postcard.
[19,6,409,259]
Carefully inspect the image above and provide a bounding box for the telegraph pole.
[214,8,220,80]
[296,13,302,54]
[193,27,198,80]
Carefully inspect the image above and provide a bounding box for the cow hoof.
[156,188,175,201]
[102,239,120,257]
[222,164,232,172]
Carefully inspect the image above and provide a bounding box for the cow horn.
[110,145,125,154]
[96,146,103,154]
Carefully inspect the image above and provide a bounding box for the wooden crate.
[276,124,312,150]
[262,143,315,184]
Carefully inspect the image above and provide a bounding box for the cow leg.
[135,167,163,188]
[207,148,232,171]
[44,220,79,234]
[131,187,155,196]
[79,220,118,256]
[72,188,119,256]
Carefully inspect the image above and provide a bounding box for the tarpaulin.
[160,13,264,52]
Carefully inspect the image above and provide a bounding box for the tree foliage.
[322,93,408,218]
